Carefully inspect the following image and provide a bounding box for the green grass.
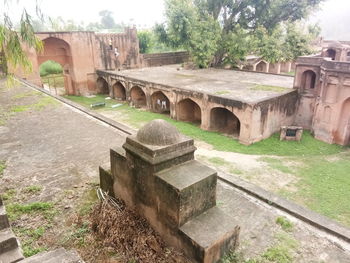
[294,157,350,226]
[78,187,98,216]
[262,232,298,263]
[260,157,294,174]
[207,157,231,166]
[12,91,40,99]
[0,161,5,177]
[14,226,48,257]
[215,90,230,95]
[276,216,294,232]
[1,189,16,201]
[251,85,289,92]
[6,202,54,220]
[23,185,42,194]
[10,95,59,113]
[64,95,346,157]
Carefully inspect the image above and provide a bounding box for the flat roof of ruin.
[103,65,295,103]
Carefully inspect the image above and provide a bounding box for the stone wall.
[96,70,298,145]
[14,29,142,95]
[142,51,189,67]
[294,54,350,145]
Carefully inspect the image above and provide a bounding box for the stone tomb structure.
[294,41,350,146]
[97,65,297,145]
[99,120,240,263]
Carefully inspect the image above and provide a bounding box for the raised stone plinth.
[280,126,303,141]
[100,119,240,262]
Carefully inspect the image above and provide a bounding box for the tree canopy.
[0,2,42,77]
[155,0,323,68]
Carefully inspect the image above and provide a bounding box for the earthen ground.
[106,65,294,103]
[0,80,350,262]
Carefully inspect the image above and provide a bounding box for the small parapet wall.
[142,51,189,67]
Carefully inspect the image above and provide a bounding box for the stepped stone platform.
[0,197,84,263]
[0,197,24,263]
[100,119,240,263]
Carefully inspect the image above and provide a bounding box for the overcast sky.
[3,0,350,39]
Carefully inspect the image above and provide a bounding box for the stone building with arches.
[294,41,350,146]
[96,66,297,145]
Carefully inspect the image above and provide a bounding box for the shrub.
[39,60,63,77]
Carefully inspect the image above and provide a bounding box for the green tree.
[1,2,42,77]
[138,30,154,54]
[157,0,324,68]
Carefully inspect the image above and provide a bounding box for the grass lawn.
[64,94,346,157]
[64,95,350,226]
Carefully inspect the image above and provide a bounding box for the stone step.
[155,160,217,227]
[0,247,24,263]
[179,207,240,263]
[0,206,10,231]
[20,248,84,263]
[0,229,19,254]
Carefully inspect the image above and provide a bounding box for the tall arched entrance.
[177,99,201,125]
[210,107,240,136]
[337,98,350,145]
[37,37,74,94]
[301,70,316,91]
[130,86,147,107]
[39,60,65,95]
[96,77,109,94]
[113,82,126,100]
[151,91,170,114]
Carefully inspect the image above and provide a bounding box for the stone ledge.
[0,247,24,263]
[179,207,240,263]
[0,229,19,254]
[218,172,350,243]
[0,206,10,231]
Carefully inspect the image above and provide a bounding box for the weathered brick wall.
[142,51,189,67]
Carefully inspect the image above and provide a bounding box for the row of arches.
[96,77,241,136]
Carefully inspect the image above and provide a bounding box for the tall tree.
[157,0,324,68]
[0,1,42,78]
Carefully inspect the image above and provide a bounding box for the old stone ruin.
[100,119,240,263]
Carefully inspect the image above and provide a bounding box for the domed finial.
[136,119,181,146]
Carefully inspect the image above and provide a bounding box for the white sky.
[3,0,350,38]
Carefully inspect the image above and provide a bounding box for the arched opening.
[39,60,65,95]
[177,98,201,125]
[337,98,350,145]
[112,82,126,100]
[151,91,170,114]
[96,77,109,94]
[301,70,316,90]
[256,61,268,72]
[130,86,147,107]
[347,52,350,62]
[38,37,73,94]
[325,49,336,60]
[210,108,240,136]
